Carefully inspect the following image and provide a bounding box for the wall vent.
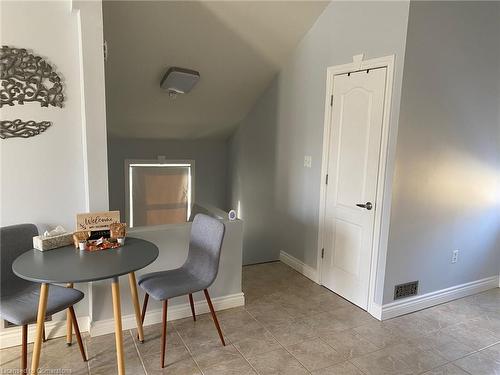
[394,281,419,300]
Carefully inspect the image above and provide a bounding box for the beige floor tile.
[301,312,352,335]
[266,319,316,346]
[133,323,185,357]
[142,344,191,368]
[1,263,499,375]
[311,361,365,375]
[247,348,308,375]
[144,357,202,375]
[0,343,32,370]
[352,342,446,375]
[86,330,138,360]
[440,320,499,350]
[389,342,448,374]
[329,306,377,329]
[287,338,346,371]
[232,327,281,358]
[454,351,500,375]
[203,357,257,375]
[353,321,405,348]
[222,318,264,342]
[320,329,380,359]
[421,363,470,375]
[191,344,243,370]
[409,330,475,361]
[481,342,500,361]
[351,347,414,375]
[39,337,89,375]
[473,289,500,312]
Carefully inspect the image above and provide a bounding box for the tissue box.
[33,233,74,251]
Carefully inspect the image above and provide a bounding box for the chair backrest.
[0,224,38,294]
[182,214,225,288]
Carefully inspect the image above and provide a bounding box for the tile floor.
[1,261,499,374]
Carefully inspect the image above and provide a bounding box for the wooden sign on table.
[76,211,120,231]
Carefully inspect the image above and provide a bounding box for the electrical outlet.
[304,156,312,168]
[451,249,459,263]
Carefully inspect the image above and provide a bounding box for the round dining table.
[12,237,159,375]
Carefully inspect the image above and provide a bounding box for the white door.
[322,68,387,309]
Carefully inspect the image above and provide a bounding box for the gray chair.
[0,224,87,372]
[138,213,226,368]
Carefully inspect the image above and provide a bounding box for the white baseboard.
[0,317,90,349]
[90,292,245,337]
[0,292,244,349]
[280,250,319,284]
[381,275,499,320]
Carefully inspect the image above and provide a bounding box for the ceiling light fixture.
[160,67,200,99]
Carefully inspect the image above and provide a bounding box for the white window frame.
[124,158,195,228]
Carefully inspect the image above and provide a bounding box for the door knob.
[356,202,373,210]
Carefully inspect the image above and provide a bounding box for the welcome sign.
[76,211,120,231]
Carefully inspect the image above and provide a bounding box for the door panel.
[322,68,386,309]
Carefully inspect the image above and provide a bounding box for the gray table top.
[12,237,159,284]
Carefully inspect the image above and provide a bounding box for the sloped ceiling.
[103,0,329,139]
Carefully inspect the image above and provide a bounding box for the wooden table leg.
[111,277,125,375]
[31,283,49,375]
[66,283,74,346]
[128,272,144,342]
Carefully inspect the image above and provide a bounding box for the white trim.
[280,251,319,284]
[381,276,499,320]
[90,292,244,337]
[0,317,90,349]
[0,292,244,349]
[317,54,396,320]
[124,158,196,228]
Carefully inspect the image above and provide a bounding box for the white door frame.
[317,54,395,320]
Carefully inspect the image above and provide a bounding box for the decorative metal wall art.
[0,46,64,139]
[0,46,64,108]
[0,119,51,139]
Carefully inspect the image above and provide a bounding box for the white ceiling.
[103,0,329,139]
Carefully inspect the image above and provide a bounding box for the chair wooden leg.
[111,278,125,375]
[129,273,144,342]
[188,294,196,321]
[141,293,149,325]
[66,283,74,346]
[160,300,168,368]
[21,324,28,373]
[31,283,49,375]
[42,323,46,342]
[203,289,225,346]
[68,306,87,362]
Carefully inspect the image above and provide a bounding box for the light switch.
[304,156,312,168]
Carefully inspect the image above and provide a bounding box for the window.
[126,160,194,228]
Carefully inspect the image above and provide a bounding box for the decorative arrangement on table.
[73,211,126,251]
[32,211,127,252]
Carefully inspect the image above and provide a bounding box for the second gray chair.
[138,213,226,368]
[0,224,87,373]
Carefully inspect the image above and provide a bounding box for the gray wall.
[383,2,500,303]
[108,136,228,218]
[228,1,410,265]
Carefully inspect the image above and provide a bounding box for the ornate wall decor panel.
[0,45,64,108]
[0,119,52,139]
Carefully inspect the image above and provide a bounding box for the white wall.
[0,0,108,341]
[383,1,500,303]
[0,1,87,231]
[228,1,410,266]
